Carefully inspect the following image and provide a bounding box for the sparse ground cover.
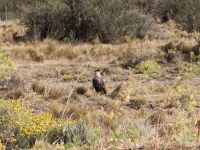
[1,20,200,149]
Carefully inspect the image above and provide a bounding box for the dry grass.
[47,87,63,99]
[1,21,200,149]
[76,87,88,95]
[31,80,45,95]
[161,39,198,53]
[48,101,64,118]
[5,87,24,99]
[28,49,44,62]
[62,74,74,82]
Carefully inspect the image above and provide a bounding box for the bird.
[92,69,107,94]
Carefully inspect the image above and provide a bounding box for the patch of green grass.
[139,60,161,78]
[190,52,200,62]
[110,124,141,142]
[177,62,200,79]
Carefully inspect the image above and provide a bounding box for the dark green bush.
[23,0,152,43]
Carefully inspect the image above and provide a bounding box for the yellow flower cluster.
[0,99,70,137]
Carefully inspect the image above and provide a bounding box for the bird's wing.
[93,77,104,88]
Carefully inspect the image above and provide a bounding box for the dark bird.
[93,69,107,94]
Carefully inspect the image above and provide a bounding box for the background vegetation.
[1,0,200,149]
[1,0,200,42]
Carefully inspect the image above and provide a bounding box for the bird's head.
[95,69,102,77]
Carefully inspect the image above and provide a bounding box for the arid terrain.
[1,18,200,149]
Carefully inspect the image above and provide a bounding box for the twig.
[61,64,89,118]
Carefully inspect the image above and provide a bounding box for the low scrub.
[31,80,45,95]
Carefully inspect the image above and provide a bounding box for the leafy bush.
[139,60,161,76]
[23,0,151,43]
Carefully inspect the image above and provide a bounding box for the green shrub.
[190,52,200,62]
[139,60,161,77]
[177,62,200,78]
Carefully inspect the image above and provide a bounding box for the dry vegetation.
[1,1,200,149]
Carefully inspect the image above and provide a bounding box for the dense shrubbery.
[135,0,200,32]
[23,0,151,43]
[2,0,200,41]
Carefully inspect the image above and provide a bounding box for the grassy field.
[1,20,200,149]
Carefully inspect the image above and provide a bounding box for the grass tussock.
[48,102,64,118]
[76,87,88,95]
[5,87,24,99]
[110,79,134,101]
[47,87,63,99]
[31,80,45,95]
[62,74,75,82]
[162,39,198,54]
[28,49,44,62]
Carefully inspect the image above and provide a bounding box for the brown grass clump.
[110,79,134,101]
[64,102,87,120]
[161,40,179,52]
[76,87,87,95]
[60,69,69,76]
[177,40,196,53]
[31,80,45,95]
[28,49,44,62]
[47,87,63,99]
[148,111,168,126]
[48,102,64,118]
[62,74,74,82]
[43,39,59,55]
[148,110,184,138]
[162,39,197,54]
[5,87,24,99]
